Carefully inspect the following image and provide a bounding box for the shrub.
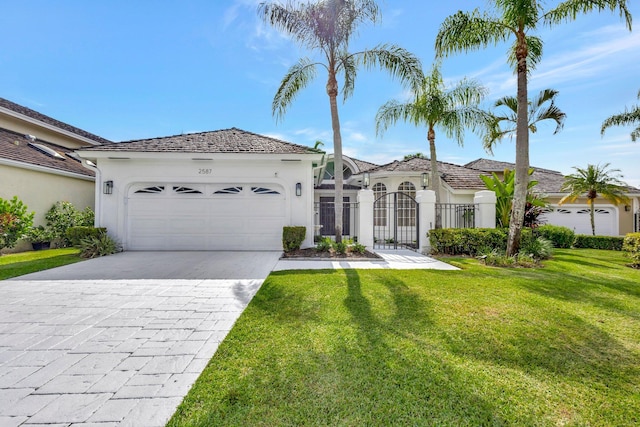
[26,226,54,243]
[573,235,624,251]
[316,237,334,252]
[45,202,94,247]
[79,234,121,258]
[66,226,107,247]
[282,226,306,253]
[0,196,34,249]
[335,241,348,255]
[534,225,575,248]
[622,233,640,268]
[519,237,554,260]
[351,242,366,254]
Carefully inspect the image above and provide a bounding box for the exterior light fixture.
[421,172,429,189]
[295,182,302,197]
[625,205,631,212]
[103,180,113,195]
[362,172,370,189]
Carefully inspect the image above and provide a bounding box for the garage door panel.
[127,183,288,250]
[540,206,616,236]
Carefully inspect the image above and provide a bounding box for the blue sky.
[2,1,639,186]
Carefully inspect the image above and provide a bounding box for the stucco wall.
[91,155,318,250]
[0,164,95,225]
[0,114,92,149]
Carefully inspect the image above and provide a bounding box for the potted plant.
[27,226,53,250]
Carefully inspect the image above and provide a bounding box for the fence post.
[357,189,374,249]
[416,190,436,254]
[474,190,497,229]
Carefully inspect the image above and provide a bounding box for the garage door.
[539,206,617,236]
[127,183,287,250]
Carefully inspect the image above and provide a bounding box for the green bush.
[0,196,35,249]
[519,237,554,260]
[351,242,366,254]
[429,228,537,257]
[79,233,121,259]
[622,233,640,268]
[315,237,333,252]
[573,235,624,251]
[66,226,107,247]
[26,226,54,243]
[45,202,94,247]
[282,226,306,253]
[335,241,348,255]
[534,225,575,248]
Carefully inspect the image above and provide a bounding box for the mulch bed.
[281,248,381,260]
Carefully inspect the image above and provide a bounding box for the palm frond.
[507,35,544,70]
[339,54,357,102]
[543,0,632,30]
[435,10,511,58]
[354,44,423,93]
[375,101,416,137]
[272,58,319,122]
[601,105,640,139]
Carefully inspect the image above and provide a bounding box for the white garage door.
[539,206,617,236]
[127,183,287,250]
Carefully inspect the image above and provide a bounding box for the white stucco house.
[76,128,640,252]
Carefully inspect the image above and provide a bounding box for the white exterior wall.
[90,154,319,250]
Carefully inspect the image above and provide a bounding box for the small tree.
[0,196,35,250]
[560,163,630,236]
[45,202,94,247]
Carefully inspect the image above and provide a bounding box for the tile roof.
[351,157,378,173]
[80,128,322,155]
[464,158,561,174]
[0,127,94,177]
[365,157,486,190]
[0,98,111,145]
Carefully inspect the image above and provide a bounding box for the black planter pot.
[32,242,51,251]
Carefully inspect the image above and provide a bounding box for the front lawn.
[0,248,83,280]
[169,249,640,426]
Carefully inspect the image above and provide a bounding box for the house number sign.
[198,168,212,175]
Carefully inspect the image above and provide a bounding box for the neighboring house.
[0,98,109,227]
[465,158,640,236]
[76,128,324,251]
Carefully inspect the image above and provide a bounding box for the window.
[323,161,353,180]
[135,186,165,194]
[214,186,243,194]
[373,183,387,226]
[173,186,202,194]
[252,187,280,195]
[397,181,416,227]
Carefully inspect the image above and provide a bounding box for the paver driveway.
[0,251,281,426]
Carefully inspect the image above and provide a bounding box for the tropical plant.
[601,88,640,141]
[560,163,630,236]
[484,89,566,154]
[435,0,632,256]
[0,196,34,250]
[403,152,426,160]
[259,0,422,242]
[480,168,547,228]
[79,233,121,259]
[376,63,489,228]
[45,202,95,247]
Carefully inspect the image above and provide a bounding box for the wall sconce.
[295,182,302,197]
[362,172,370,189]
[421,172,429,189]
[103,180,113,195]
[625,205,631,212]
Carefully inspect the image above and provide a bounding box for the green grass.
[169,249,640,427]
[0,248,83,280]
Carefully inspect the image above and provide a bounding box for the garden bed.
[281,247,381,260]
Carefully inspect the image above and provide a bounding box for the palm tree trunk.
[327,69,343,243]
[590,203,596,236]
[506,31,530,257]
[428,126,442,229]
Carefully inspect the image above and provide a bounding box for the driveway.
[0,251,281,426]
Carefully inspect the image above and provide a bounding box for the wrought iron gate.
[373,191,419,250]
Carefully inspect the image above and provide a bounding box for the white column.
[416,190,436,254]
[474,190,497,229]
[357,189,374,249]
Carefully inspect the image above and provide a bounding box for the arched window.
[398,181,416,227]
[373,183,387,226]
[323,161,353,180]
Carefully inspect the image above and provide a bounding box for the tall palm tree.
[435,1,631,256]
[484,89,566,154]
[601,89,640,142]
[560,163,630,236]
[259,0,422,242]
[375,63,489,229]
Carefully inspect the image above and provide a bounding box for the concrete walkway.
[273,249,459,271]
[0,251,281,427]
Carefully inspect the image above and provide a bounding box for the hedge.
[533,225,575,248]
[622,233,640,268]
[573,234,624,251]
[282,226,306,253]
[429,228,535,256]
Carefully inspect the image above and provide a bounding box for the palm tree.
[435,1,632,256]
[560,163,630,236]
[259,0,422,242]
[375,63,488,228]
[484,89,566,154]
[601,89,640,142]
